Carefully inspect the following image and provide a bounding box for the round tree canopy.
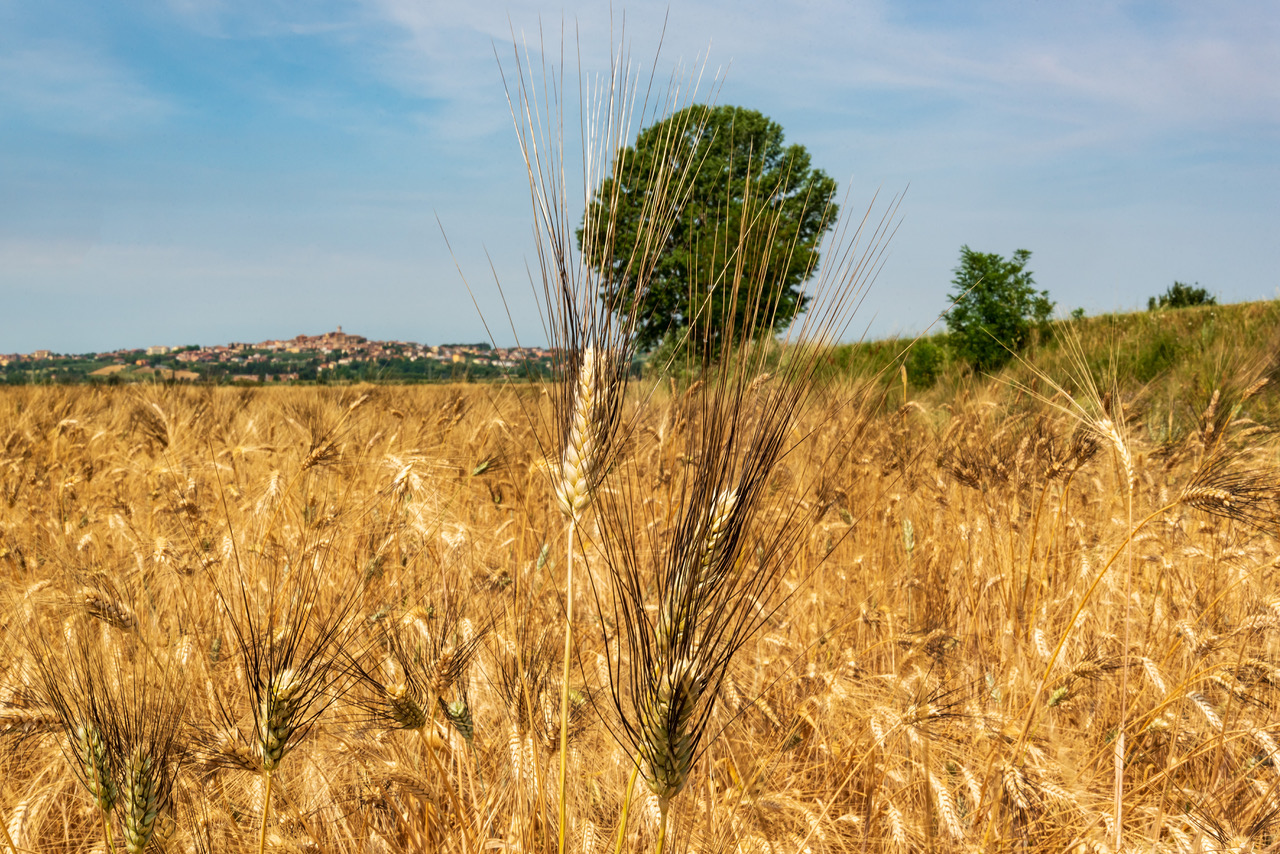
[578,105,839,354]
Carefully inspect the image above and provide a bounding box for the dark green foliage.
[944,246,1053,372]
[1148,281,1217,310]
[904,337,944,388]
[578,105,838,354]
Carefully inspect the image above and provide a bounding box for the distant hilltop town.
[0,328,555,384]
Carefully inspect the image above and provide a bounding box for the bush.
[1148,281,1216,310]
[904,337,944,388]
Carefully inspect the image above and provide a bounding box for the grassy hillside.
[829,298,1280,415]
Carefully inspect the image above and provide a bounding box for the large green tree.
[945,246,1053,372]
[578,105,839,353]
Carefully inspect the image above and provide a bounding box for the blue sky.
[2,0,1277,354]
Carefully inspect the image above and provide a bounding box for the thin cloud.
[764,1,1280,135]
[0,42,172,135]
[160,0,365,39]
[349,0,1278,165]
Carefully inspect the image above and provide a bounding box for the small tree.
[945,246,1053,372]
[1148,281,1216,310]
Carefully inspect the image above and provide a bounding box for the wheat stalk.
[213,556,359,854]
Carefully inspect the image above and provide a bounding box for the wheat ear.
[72,721,119,851]
[256,667,305,854]
[554,347,601,523]
[637,488,752,847]
[73,722,118,814]
[657,489,737,657]
[1095,417,1135,492]
[258,667,306,773]
[121,749,160,854]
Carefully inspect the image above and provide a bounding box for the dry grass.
[1,365,1279,852]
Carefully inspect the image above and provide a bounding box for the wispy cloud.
[333,0,1278,177]
[0,42,173,136]
[160,0,365,39]
[727,0,1280,141]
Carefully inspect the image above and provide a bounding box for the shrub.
[1148,281,1216,310]
[904,336,944,388]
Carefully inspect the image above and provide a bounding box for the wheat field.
[5,29,1280,854]
[2,361,1280,853]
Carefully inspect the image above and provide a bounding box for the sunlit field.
[4,349,1280,854]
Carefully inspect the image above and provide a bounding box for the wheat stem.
[557,515,577,854]
[1115,458,1134,850]
[1,817,17,854]
[612,754,642,854]
[921,737,935,847]
[1209,628,1254,797]
[1020,479,1055,636]
[100,807,116,854]
[256,770,273,854]
[1028,502,1173,728]
[522,679,549,851]
[419,714,474,851]
[1037,469,1081,609]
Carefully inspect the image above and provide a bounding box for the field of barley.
[5,313,1280,854]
